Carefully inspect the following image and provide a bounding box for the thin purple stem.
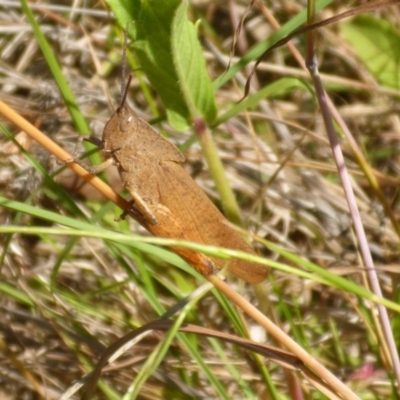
[306,47,400,396]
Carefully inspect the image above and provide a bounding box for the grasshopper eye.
[120,115,135,132]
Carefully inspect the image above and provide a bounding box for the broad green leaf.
[105,0,140,27]
[107,0,189,130]
[171,1,217,122]
[340,15,400,89]
[106,0,216,131]
[135,0,190,130]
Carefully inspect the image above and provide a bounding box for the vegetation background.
[0,0,400,398]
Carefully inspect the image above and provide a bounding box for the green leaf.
[340,15,400,89]
[105,0,140,27]
[171,1,217,123]
[104,0,184,129]
[106,0,217,131]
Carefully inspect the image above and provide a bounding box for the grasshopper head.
[102,103,137,153]
[102,74,138,153]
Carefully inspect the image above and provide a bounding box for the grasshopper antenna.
[119,74,132,109]
[119,26,130,106]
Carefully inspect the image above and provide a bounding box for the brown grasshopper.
[79,76,267,284]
